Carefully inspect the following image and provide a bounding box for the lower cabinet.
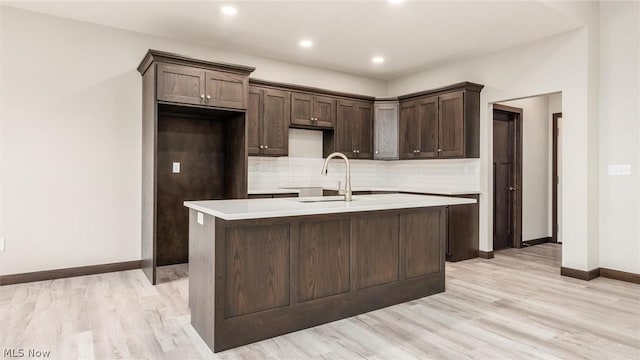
[444,194,480,262]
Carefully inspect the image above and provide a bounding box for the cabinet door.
[262,88,290,156]
[353,101,373,159]
[399,100,420,159]
[204,71,248,109]
[374,102,399,160]
[335,100,355,156]
[417,96,439,158]
[313,96,336,128]
[157,64,206,105]
[291,92,314,126]
[247,87,262,156]
[438,91,465,157]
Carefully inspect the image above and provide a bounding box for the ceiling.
[2,1,586,80]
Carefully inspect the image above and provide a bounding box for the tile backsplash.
[248,156,481,192]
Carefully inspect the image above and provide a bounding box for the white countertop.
[184,194,476,221]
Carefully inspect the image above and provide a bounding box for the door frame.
[552,112,562,243]
[492,104,523,249]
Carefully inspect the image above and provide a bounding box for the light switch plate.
[607,164,631,176]
[0,238,5,252]
[172,162,180,173]
[197,212,204,225]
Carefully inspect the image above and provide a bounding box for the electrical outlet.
[0,238,5,252]
[197,212,204,225]
[172,162,181,173]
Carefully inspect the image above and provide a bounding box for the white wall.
[498,96,551,242]
[0,7,387,275]
[598,1,640,274]
[388,18,599,271]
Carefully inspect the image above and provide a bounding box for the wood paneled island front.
[184,194,476,352]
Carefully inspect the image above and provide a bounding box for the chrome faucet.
[321,152,352,201]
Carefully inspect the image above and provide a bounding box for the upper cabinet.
[398,82,482,160]
[373,100,399,160]
[144,50,254,110]
[332,100,373,159]
[291,93,336,129]
[399,96,439,159]
[247,85,290,156]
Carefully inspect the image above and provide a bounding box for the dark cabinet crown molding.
[249,78,376,102]
[137,49,256,76]
[398,82,485,101]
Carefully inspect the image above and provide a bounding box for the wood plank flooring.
[1,244,638,359]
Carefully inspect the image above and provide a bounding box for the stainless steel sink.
[295,196,348,203]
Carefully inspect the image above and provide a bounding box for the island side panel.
[188,209,217,350]
[403,209,443,278]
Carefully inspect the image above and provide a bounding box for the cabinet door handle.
[259,145,264,149]
[264,145,269,149]
[200,94,205,100]
[206,95,211,101]
[438,148,442,152]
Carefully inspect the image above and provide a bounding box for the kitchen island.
[184,194,476,352]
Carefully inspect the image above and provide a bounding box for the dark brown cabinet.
[247,86,290,156]
[438,91,465,157]
[445,194,479,262]
[399,83,482,159]
[291,92,336,128]
[399,96,439,159]
[157,63,248,109]
[138,50,255,285]
[330,100,373,159]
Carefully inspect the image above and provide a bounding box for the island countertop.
[184,193,476,220]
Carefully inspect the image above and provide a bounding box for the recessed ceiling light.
[299,39,313,48]
[372,56,385,64]
[221,5,237,16]
[388,0,405,4]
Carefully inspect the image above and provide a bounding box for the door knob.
[509,186,517,191]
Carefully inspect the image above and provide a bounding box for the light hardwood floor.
[1,243,639,359]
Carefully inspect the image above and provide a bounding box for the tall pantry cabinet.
[138,50,255,284]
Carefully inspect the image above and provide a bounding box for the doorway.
[552,112,562,243]
[493,104,523,250]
